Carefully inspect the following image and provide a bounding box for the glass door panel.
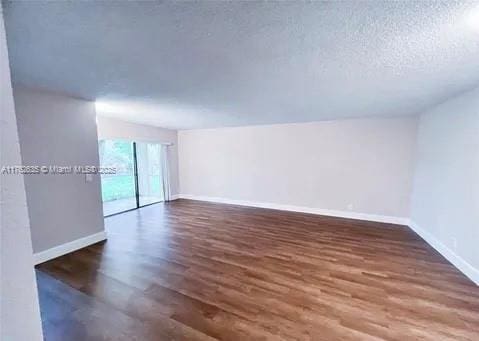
[136,142,164,207]
[99,139,137,216]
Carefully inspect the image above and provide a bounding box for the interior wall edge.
[178,194,410,226]
[178,194,479,286]
[408,220,479,286]
[33,230,107,265]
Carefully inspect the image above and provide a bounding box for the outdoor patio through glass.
[98,139,164,216]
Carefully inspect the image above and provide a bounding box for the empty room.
[1,1,479,340]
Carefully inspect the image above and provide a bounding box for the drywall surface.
[14,87,105,254]
[0,7,43,340]
[97,116,179,196]
[179,117,418,219]
[410,86,479,282]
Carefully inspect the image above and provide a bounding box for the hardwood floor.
[36,199,479,340]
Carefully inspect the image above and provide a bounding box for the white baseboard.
[178,195,477,285]
[170,194,180,200]
[408,221,479,285]
[178,194,409,225]
[33,231,107,265]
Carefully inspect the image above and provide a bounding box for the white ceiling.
[4,1,479,129]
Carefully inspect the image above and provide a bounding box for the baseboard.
[33,231,107,265]
[171,194,180,200]
[178,194,409,225]
[178,195,477,285]
[409,221,479,285]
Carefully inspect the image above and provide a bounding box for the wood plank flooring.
[36,199,479,340]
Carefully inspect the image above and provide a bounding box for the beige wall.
[0,8,43,340]
[179,117,418,220]
[14,87,105,254]
[410,86,479,283]
[97,116,179,196]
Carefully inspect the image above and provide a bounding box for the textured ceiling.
[4,1,479,129]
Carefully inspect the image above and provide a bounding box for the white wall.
[14,87,105,255]
[97,116,179,196]
[179,117,418,222]
[0,7,43,340]
[410,86,479,284]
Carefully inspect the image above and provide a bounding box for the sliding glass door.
[136,142,164,206]
[99,139,165,216]
[99,140,137,216]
